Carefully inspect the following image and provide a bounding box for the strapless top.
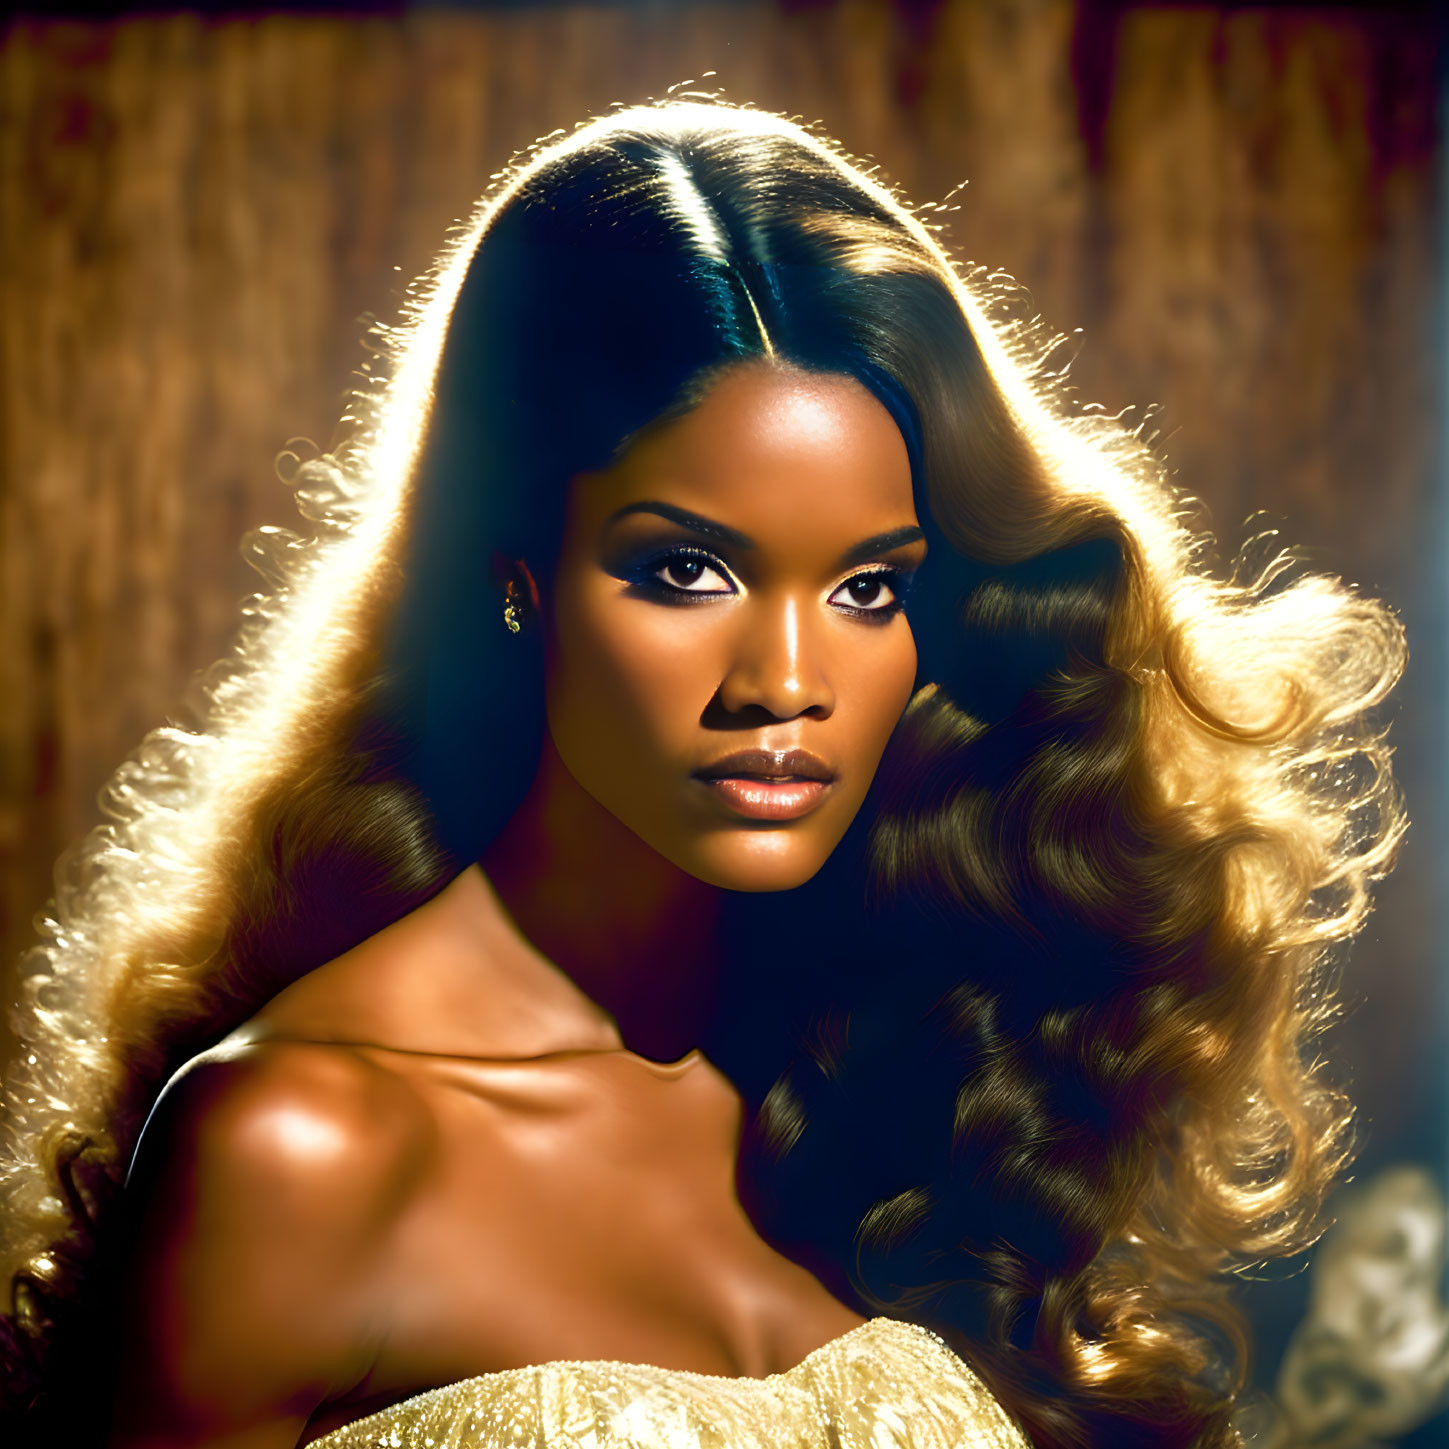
[308,1316,1028,1448]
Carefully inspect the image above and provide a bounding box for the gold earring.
[502,579,526,634]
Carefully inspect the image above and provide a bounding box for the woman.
[0,99,1405,1449]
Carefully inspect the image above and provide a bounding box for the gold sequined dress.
[308,1315,1028,1448]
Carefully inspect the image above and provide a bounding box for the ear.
[491,551,542,614]
[516,558,541,615]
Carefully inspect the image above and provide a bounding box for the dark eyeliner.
[617,543,735,601]
[833,566,916,623]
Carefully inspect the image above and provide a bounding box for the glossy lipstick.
[693,749,837,822]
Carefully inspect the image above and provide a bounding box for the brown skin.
[107,362,924,1448]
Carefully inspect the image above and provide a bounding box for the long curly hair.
[0,98,1405,1447]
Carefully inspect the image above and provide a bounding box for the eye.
[828,569,908,617]
[632,546,737,599]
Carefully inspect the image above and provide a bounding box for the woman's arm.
[107,1042,429,1448]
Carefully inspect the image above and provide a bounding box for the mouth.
[692,749,838,822]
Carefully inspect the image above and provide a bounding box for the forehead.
[567,362,917,541]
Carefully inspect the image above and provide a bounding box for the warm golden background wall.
[1,0,1442,1432]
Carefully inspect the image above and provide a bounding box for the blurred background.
[0,0,1443,1442]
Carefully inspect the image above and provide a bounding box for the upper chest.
[356,1047,856,1382]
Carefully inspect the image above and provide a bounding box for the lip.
[694,748,837,783]
[693,749,838,822]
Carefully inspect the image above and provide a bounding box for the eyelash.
[623,545,913,622]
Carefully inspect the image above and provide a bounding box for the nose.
[716,593,836,721]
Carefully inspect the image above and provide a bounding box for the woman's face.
[543,360,925,892]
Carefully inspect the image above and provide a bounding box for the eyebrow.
[604,501,926,569]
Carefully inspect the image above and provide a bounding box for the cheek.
[843,626,919,763]
[546,584,717,781]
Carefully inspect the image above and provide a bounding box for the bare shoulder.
[111,1041,434,1446]
[129,1037,433,1222]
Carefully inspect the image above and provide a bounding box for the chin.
[685,831,837,894]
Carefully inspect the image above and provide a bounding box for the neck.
[479,735,728,1065]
